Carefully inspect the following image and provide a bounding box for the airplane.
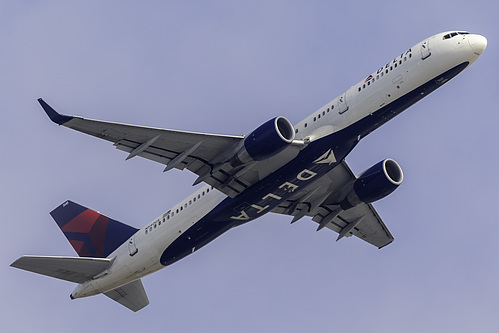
[11,31,486,312]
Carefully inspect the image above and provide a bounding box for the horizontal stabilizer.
[104,279,149,312]
[10,255,112,283]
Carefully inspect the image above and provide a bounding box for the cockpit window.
[443,31,470,40]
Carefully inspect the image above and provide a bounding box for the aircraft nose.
[468,34,487,55]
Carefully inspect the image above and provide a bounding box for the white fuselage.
[71,31,486,299]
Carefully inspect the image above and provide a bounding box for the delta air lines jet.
[12,31,487,311]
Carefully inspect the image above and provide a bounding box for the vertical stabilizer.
[50,201,138,258]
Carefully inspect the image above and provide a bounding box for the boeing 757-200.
[11,31,487,311]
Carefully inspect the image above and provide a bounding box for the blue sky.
[2,1,498,332]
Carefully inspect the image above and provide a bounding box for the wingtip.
[38,98,73,125]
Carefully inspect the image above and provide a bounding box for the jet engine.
[340,159,404,210]
[230,116,295,167]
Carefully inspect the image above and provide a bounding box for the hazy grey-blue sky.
[2,1,498,332]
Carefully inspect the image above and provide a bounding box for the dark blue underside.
[160,62,469,266]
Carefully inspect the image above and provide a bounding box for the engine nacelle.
[341,159,403,210]
[231,116,295,166]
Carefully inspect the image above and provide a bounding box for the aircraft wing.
[39,99,302,198]
[271,160,394,248]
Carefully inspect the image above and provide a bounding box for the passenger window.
[304,123,307,128]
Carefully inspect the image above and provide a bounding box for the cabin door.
[128,235,138,256]
[421,39,431,60]
[337,92,349,114]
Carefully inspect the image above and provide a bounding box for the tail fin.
[50,201,138,258]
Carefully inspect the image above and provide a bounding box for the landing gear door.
[128,235,138,256]
[421,39,431,60]
[337,92,349,114]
